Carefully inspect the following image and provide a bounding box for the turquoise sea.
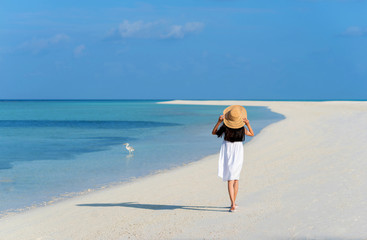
[0,100,284,215]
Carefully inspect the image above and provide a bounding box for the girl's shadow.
[77,202,229,212]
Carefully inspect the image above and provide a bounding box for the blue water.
[0,100,284,214]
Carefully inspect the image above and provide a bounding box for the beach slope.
[1,100,366,239]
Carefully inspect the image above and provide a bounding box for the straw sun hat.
[223,105,247,129]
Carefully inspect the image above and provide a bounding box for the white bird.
[123,143,135,155]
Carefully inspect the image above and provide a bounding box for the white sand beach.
[1,100,367,240]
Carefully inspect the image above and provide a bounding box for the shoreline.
[0,151,221,220]
[1,100,366,239]
[0,101,282,218]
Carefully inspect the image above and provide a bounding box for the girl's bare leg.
[227,180,235,210]
[234,180,239,205]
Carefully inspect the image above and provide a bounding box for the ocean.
[0,100,284,215]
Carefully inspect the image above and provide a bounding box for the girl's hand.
[243,118,250,125]
[218,115,224,123]
[212,115,224,135]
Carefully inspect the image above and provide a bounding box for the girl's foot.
[229,205,236,212]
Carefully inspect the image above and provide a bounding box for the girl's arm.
[212,115,224,135]
[243,118,254,136]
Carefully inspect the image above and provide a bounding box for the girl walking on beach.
[212,105,254,212]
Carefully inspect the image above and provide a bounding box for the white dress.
[218,140,244,181]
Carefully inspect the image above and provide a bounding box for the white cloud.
[162,22,204,39]
[164,25,184,39]
[74,44,85,57]
[108,20,204,40]
[341,26,367,37]
[19,34,70,53]
[184,22,205,32]
[118,20,160,38]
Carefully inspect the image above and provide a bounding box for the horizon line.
[0,98,366,101]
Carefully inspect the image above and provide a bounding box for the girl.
[212,105,254,212]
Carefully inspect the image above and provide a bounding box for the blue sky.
[0,0,366,100]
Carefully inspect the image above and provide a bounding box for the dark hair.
[216,124,245,142]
